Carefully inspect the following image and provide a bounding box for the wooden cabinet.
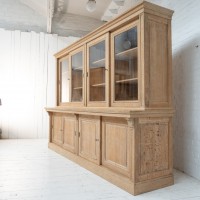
[78,115,100,164]
[47,1,174,195]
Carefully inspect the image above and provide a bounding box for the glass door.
[58,47,85,106]
[71,50,83,102]
[111,22,140,107]
[87,34,109,106]
[58,56,70,105]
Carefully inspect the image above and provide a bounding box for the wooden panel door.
[102,117,131,177]
[52,114,63,146]
[63,114,77,154]
[78,115,100,164]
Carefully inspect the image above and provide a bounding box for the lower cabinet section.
[48,111,173,195]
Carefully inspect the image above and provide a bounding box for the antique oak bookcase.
[46,1,174,195]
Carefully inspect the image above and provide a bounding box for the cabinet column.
[126,117,135,181]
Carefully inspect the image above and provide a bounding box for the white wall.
[117,0,200,180]
[0,29,78,138]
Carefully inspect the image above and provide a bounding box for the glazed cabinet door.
[70,47,85,106]
[58,56,70,105]
[78,115,100,164]
[102,117,132,177]
[52,114,63,146]
[87,34,109,107]
[58,46,85,106]
[111,21,141,107]
[63,114,77,154]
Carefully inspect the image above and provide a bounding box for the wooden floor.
[0,139,200,200]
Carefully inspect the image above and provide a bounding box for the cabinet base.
[48,142,174,195]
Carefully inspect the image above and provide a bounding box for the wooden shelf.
[90,65,105,70]
[115,47,137,61]
[116,78,138,83]
[115,72,130,76]
[62,71,69,74]
[73,86,83,90]
[72,66,83,70]
[91,83,105,87]
[91,58,105,69]
[92,58,105,67]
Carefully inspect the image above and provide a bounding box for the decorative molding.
[126,118,134,128]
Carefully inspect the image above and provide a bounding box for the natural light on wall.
[0,28,78,139]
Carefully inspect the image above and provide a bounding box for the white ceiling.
[19,0,113,20]
[0,0,131,37]
[64,0,112,19]
[19,0,47,17]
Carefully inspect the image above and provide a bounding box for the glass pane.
[89,40,106,101]
[114,26,138,101]
[60,58,70,102]
[71,51,83,102]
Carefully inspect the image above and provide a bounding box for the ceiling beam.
[47,0,55,33]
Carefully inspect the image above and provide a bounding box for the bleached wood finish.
[78,115,100,165]
[63,114,77,154]
[102,117,131,177]
[51,113,78,154]
[46,1,174,195]
[52,113,63,146]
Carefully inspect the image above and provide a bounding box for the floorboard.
[0,139,200,200]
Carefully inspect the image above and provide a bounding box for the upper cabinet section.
[55,1,173,109]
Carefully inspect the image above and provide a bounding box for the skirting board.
[48,142,174,195]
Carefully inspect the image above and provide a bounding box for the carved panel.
[140,120,169,175]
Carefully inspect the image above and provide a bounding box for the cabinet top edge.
[54,0,174,59]
[45,107,175,117]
